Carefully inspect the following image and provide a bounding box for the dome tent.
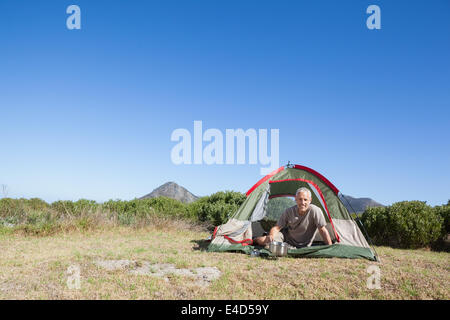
[207,164,378,261]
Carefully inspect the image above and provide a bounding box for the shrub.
[73,199,99,214]
[0,198,49,224]
[361,201,443,249]
[0,198,26,220]
[103,197,191,225]
[143,197,189,218]
[51,200,76,215]
[27,198,50,210]
[103,199,151,225]
[0,192,247,232]
[360,206,390,244]
[186,197,208,220]
[195,191,246,225]
[434,203,450,236]
[51,199,99,216]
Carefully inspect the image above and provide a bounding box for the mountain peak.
[339,194,385,213]
[140,182,198,203]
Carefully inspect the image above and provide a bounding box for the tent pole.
[340,193,381,262]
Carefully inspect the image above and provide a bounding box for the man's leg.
[253,235,270,246]
[253,231,284,246]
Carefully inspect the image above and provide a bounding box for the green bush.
[103,199,151,225]
[0,198,26,219]
[361,201,443,249]
[360,206,390,244]
[0,191,266,231]
[27,198,50,210]
[143,197,189,218]
[433,203,450,237]
[0,198,47,224]
[103,197,191,225]
[51,200,76,215]
[195,191,246,225]
[51,199,99,216]
[186,197,208,220]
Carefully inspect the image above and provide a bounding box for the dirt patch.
[193,267,222,286]
[0,280,26,294]
[94,259,221,287]
[93,259,138,271]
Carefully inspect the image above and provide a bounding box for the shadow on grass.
[191,239,210,251]
[190,239,278,261]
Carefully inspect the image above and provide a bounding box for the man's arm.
[268,225,281,242]
[318,226,332,245]
[253,225,281,246]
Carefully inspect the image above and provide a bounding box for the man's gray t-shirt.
[276,204,327,247]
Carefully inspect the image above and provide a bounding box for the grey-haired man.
[254,187,333,247]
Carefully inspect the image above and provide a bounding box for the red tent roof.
[246,164,340,196]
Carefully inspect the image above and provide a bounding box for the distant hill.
[140,182,198,204]
[264,194,383,216]
[339,194,385,214]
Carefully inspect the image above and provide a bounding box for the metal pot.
[269,241,289,257]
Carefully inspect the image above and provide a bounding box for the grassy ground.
[0,224,448,300]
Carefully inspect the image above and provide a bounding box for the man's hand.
[267,226,281,244]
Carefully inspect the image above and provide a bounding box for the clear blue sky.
[1,0,449,206]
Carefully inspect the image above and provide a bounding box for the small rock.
[93,260,221,287]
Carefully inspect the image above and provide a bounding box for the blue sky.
[0,0,449,206]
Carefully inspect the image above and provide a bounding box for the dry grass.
[0,225,448,300]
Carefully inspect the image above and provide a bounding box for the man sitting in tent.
[254,187,333,248]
